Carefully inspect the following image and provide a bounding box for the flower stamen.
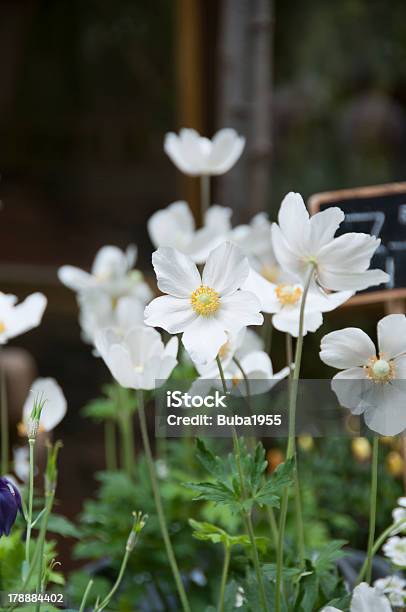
[365,355,396,384]
[275,284,303,306]
[0,321,6,334]
[191,285,220,316]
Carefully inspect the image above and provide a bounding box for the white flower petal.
[378,314,406,360]
[152,247,201,297]
[23,378,67,432]
[202,242,249,295]
[364,383,406,436]
[106,344,137,388]
[305,288,353,312]
[271,224,307,280]
[317,268,389,292]
[58,266,94,291]
[331,368,369,414]
[242,268,280,313]
[273,308,323,337]
[144,295,196,333]
[92,245,129,278]
[164,132,198,175]
[147,201,195,250]
[320,328,376,369]
[5,293,47,340]
[351,582,392,612]
[182,316,227,364]
[217,291,263,333]
[309,207,345,249]
[277,192,310,255]
[209,128,245,174]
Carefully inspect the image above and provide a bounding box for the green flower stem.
[200,174,210,218]
[79,579,93,612]
[105,420,117,471]
[94,548,130,612]
[285,332,305,565]
[34,488,55,610]
[365,436,379,584]
[117,388,135,478]
[1,359,8,474]
[232,355,279,545]
[137,389,190,612]
[24,438,36,571]
[275,265,314,612]
[357,518,406,584]
[216,356,268,612]
[217,545,231,612]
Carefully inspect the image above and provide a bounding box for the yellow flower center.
[275,284,303,306]
[261,264,279,284]
[0,321,6,334]
[232,374,241,387]
[365,356,395,384]
[191,285,220,316]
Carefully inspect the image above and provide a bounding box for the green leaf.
[184,481,240,509]
[311,540,347,575]
[262,563,311,582]
[188,519,251,548]
[46,514,82,539]
[253,457,294,508]
[195,439,225,479]
[82,398,117,421]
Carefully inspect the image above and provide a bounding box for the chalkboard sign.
[308,182,406,305]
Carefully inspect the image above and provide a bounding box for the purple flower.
[0,477,22,537]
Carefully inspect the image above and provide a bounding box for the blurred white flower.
[144,242,263,364]
[231,213,281,284]
[22,378,67,434]
[243,268,352,337]
[79,292,145,346]
[13,447,30,483]
[0,293,47,344]
[58,244,152,302]
[95,325,178,391]
[392,499,406,535]
[235,586,245,608]
[374,575,406,607]
[323,582,392,612]
[320,314,406,436]
[271,192,389,291]
[164,128,245,176]
[148,201,232,263]
[383,536,406,567]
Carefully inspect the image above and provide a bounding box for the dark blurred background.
[1,0,406,564]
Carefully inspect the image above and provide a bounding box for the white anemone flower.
[13,447,30,483]
[323,582,392,612]
[271,192,389,291]
[243,268,352,337]
[320,314,406,436]
[78,292,145,346]
[58,244,152,302]
[383,536,406,568]
[0,293,47,344]
[148,201,232,263]
[231,213,282,284]
[95,325,178,391]
[22,378,67,434]
[374,576,406,607]
[144,242,263,364]
[164,128,245,176]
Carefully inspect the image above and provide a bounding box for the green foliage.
[185,439,294,513]
[82,383,137,423]
[189,519,267,552]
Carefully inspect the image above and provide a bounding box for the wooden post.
[175,0,204,222]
